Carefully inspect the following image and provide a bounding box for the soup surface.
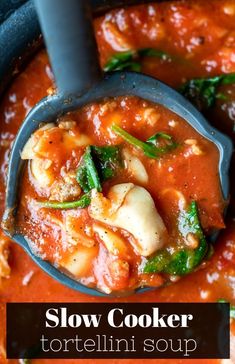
[0,0,235,363]
[16,96,224,294]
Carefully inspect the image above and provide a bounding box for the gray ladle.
[2,0,232,296]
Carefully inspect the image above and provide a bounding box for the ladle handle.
[34,0,102,95]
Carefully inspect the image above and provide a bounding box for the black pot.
[0,0,160,94]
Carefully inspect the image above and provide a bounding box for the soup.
[0,0,235,362]
[16,96,224,294]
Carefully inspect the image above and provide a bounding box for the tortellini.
[89,183,167,257]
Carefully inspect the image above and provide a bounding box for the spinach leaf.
[147,132,178,152]
[218,299,235,319]
[103,50,141,72]
[179,73,235,110]
[112,124,177,159]
[40,193,91,210]
[144,249,196,276]
[77,145,122,193]
[104,48,171,72]
[144,201,208,275]
[91,145,122,180]
[147,132,173,142]
[77,146,102,193]
[138,48,171,61]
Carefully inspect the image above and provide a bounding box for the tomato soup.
[0,0,235,363]
[15,96,224,294]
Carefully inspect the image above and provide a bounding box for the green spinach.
[144,201,208,275]
[179,73,235,110]
[103,50,141,72]
[40,193,91,210]
[77,146,102,193]
[77,145,122,193]
[104,48,171,72]
[112,124,177,159]
[91,145,122,180]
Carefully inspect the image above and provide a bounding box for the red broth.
[0,0,235,362]
[16,96,224,294]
